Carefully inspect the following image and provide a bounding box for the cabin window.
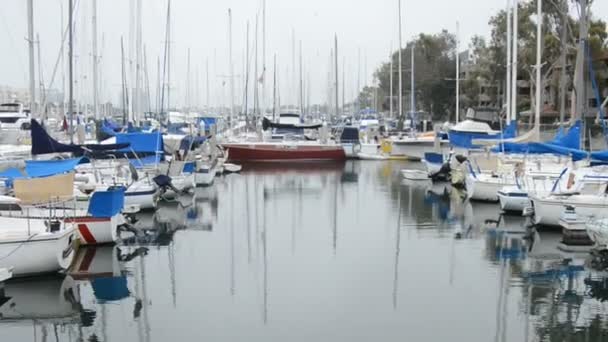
[0,203,22,211]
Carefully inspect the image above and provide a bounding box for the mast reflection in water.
[1,161,608,341]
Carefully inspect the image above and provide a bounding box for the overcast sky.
[0,0,607,109]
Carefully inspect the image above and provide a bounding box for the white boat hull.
[531,195,608,227]
[0,219,76,277]
[466,174,513,202]
[497,186,530,212]
[69,215,122,246]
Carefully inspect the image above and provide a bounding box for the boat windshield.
[578,182,606,195]
[0,104,21,113]
[0,117,22,124]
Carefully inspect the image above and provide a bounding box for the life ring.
[353,143,362,154]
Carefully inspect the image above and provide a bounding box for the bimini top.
[0,157,89,181]
[31,119,130,155]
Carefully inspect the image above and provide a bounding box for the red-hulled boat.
[223,142,346,162]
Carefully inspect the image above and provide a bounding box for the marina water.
[1,161,606,341]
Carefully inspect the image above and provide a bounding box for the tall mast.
[262,0,266,115]
[334,35,339,120]
[60,1,66,121]
[455,22,460,123]
[340,56,346,114]
[272,54,277,121]
[534,0,542,139]
[299,40,303,116]
[167,0,171,112]
[410,43,415,123]
[357,48,361,115]
[186,48,191,110]
[68,0,74,142]
[206,58,210,114]
[292,28,296,108]
[398,0,403,123]
[121,37,128,125]
[27,0,36,115]
[228,9,235,128]
[92,0,99,120]
[134,0,142,123]
[574,0,588,121]
[144,46,151,114]
[558,0,567,126]
[254,15,259,117]
[390,44,394,119]
[506,0,512,122]
[244,21,250,124]
[510,0,519,123]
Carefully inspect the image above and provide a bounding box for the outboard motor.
[153,174,181,196]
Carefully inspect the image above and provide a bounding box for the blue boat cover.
[450,121,517,149]
[492,121,582,155]
[179,135,206,151]
[116,132,164,154]
[183,161,196,173]
[91,276,130,302]
[31,119,130,155]
[424,152,444,164]
[104,118,123,132]
[0,157,89,181]
[88,186,125,218]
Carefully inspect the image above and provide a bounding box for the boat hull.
[465,174,511,202]
[68,215,121,246]
[497,187,530,212]
[0,220,76,277]
[223,143,346,162]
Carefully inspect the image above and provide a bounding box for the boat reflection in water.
[0,275,81,340]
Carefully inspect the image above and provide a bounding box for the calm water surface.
[2,161,608,341]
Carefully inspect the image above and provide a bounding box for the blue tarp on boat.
[116,132,164,155]
[31,119,130,155]
[449,121,517,149]
[0,157,89,181]
[492,121,582,155]
[88,186,125,217]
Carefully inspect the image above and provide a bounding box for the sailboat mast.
[228,9,235,128]
[121,37,127,125]
[273,54,277,121]
[534,0,542,138]
[506,0,512,122]
[410,43,415,122]
[244,21,250,125]
[186,48,191,110]
[398,0,403,123]
[455,22,460,123]
[299,40,303,116]
[262,0,266,115]
[134,0,142,123]
[206,58,210,114]
[92,0,99,120]
[510,0,519,123]
[167,0,172,112]
[27,0,36,115]
[334,35,339,121]
[68,0,74,142]
[390,45,394,119]
[342,56,345,116]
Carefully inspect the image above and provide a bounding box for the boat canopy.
[262,117,322,131]
[492,121,582,154]
[0,157,89,182]
[88,186,125,218]
[339,127,360,143]
[31,119,130,155]
[115,132,164,155]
